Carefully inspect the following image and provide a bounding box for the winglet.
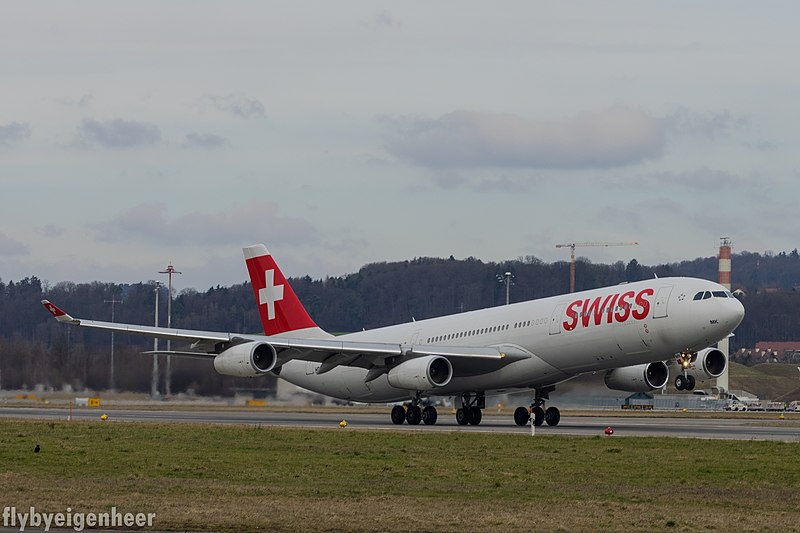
[41,300,79,324]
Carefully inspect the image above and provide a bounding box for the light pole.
[104,296,123,391]
[496,272,514,305]
[159,264,181,397]
[152,282,161,399]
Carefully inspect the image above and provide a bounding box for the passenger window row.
[426,317,546,344]
[427,325,508,344]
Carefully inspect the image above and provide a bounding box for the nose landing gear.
[674,352,696,391]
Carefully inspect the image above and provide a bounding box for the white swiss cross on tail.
[40,300,75,323]
[243,244,318,336]
[258,269,284,320]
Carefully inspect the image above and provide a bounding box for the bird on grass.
[34,444,40,453]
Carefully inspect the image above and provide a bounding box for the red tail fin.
[243,245,318,336]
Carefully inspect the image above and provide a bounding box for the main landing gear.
[390,393,439,426]
[390,392,486,426]
[514,386,560,427]
[455,392,485,426]
[674,352,696,391]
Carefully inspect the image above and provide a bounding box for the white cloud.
[57,94,93,108]
[365,9,402,29]
[473,175,532,194]
[648,168,745,191]
[664,108,747,140]
[35,224,66,238]
[207,94,265,119]
[429,172,533,193]
[0,122,31,146]
[76,118,161,149]
[0,231,30,256]
[181,132,227,150]
[382,107,666,170]
[90,201,320,247]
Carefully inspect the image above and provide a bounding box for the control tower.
[717,237,732,393]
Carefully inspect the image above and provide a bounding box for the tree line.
[1,249,798,395]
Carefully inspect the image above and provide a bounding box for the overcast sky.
[2,2,798,291]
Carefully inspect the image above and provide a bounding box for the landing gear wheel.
[514,406,530,426]
[686,375,696,391]
[422,405,438,425]
[456,408,471,426]
[545,406,561,426]
[675,375,687,391]
[406,405,422,425]
[532,406,545,427]
[468,406,482,426]
[391,405,406,425]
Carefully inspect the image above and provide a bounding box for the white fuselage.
[277,277,744,402]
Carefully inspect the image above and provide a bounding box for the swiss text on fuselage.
[562,288,654,331]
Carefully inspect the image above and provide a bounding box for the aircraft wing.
[41,300,527,374]
[43,300,237,355]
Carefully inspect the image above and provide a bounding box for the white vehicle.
[766,401,787,412]
[43,244,745,427]
[724,401,749,412]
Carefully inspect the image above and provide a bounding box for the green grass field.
[2,419,799,532]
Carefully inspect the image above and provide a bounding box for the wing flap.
[263,337,404,356]
[408,344,528,361]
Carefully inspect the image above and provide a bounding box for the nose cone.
[727,296,745,330]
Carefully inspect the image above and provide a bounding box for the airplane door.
[653,286,673,319]
[549,304,566,335]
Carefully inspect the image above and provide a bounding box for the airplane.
[42,244,745,427]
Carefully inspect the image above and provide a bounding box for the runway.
[1,406,798,441]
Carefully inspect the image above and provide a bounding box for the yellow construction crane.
[555,242,639,293]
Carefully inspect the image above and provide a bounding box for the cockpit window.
[695,291,727,300]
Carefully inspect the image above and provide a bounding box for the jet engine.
[604,361,669,393]
[686,347,727,380]
[213,342,277,377]
[387,355,453,390]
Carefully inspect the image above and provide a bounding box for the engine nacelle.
[604,361,669,393]
[213,342,277,377]
[387,355,453,390]
[687,347,727,380]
